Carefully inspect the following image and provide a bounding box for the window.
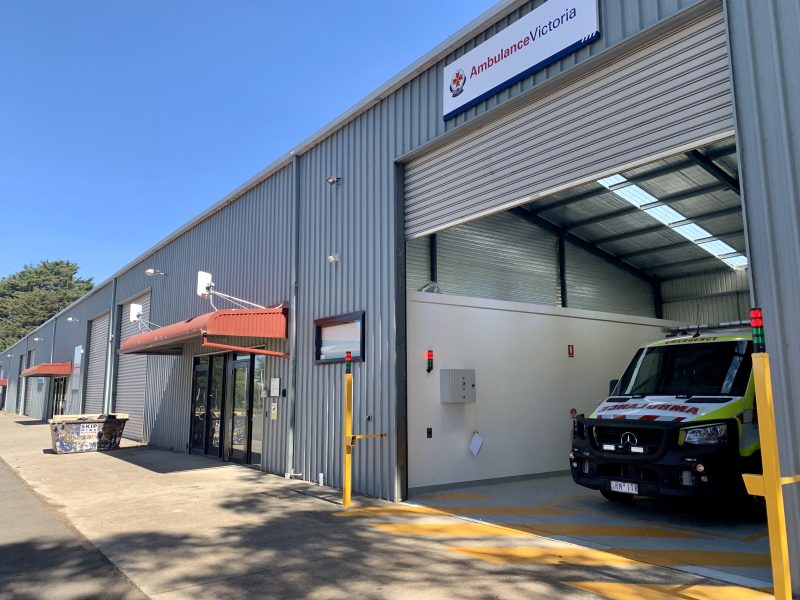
[314,311,365,364]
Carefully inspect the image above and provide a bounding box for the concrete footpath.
[0,414,774,599]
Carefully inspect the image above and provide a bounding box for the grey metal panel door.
[404,8,733,238]
[84,313,109,414]
[115,292,150,440]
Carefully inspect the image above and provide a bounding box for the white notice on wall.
[469,432,484,457]
[270,378,280,398]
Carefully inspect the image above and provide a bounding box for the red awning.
[0,378,7,387]
[21,362,72,377]
[118,308,288,356]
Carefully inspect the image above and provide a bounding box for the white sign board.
[197,271,213,298]
[129,303,142,323]
[270,377,281,398]
[443,0,599,120]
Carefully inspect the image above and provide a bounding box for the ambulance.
[570,326,762,502]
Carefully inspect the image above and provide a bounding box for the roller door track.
[115,293,150,441]
[84,314,109,414]
[405,8,733,238]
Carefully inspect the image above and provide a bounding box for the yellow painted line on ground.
[372,522,529,537]
[610,548,771,568]
[436,504,566,516]
[513,523,698,539]
[566,582,773,600]
[549,500,766,544]
[448,546,640,566]
[336,504,565,518]
[416,492,491,501]
[335,505,444,517]
[371,521,697,539]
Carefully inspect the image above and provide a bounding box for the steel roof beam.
[687,150,741,194]
[565,183,728,231]
[644,251,744,271]
[618,229,745,259]
[660,265,741,281]
[508,207,658,285]
[592,206,743,246]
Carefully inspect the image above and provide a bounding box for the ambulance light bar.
[662,320,750,337]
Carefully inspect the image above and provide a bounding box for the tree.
[0,261,93,351]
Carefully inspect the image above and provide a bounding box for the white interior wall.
[407,291,679,490]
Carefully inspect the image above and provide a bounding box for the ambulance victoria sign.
[443,0,600,120]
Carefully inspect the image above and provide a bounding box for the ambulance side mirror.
[609,379,619,396]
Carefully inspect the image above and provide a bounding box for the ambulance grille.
[590,426,664,455]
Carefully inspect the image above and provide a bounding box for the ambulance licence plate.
[610,481,638,494]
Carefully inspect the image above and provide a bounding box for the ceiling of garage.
[512,138,744,281]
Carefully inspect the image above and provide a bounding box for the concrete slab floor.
[0,414,774,600]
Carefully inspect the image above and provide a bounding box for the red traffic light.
[750,308,763,328]
[427,350,434,360]
[345,351,352,362]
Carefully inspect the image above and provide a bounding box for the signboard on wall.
[443,0,600,120]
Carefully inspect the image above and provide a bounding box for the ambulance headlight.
[682,423,727,445]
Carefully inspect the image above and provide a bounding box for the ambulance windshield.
[617,340,752,397]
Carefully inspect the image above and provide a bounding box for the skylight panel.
[673,223,712,241]
[596,173,745,270]
[644,205,684,225]
[597,174,626,188]
[722,256,749,269]
[697,240,738,256]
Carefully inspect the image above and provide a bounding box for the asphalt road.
[0,457,148,600]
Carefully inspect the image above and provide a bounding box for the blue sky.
[0,0,496,284]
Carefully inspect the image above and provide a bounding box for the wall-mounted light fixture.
[66,316,80,323]
[32,337,44,343]
[326,176,342,186]
[145,268,167,277]
[426,350,434,373]
[327,253,341,264]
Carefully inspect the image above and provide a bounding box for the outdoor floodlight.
[326,176,341,186]
[145,268,166,277]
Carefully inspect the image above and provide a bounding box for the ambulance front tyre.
[601,490,635,502]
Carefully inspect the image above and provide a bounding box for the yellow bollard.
[343,366,353,507]
[748,352,792,600]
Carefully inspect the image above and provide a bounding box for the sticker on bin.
[79,423,99,435]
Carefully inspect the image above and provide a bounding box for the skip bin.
[49,414,129,454]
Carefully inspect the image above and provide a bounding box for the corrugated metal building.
[2,0,799,586]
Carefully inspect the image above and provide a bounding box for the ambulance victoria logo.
[449,69,466,97]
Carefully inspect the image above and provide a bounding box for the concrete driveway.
[0,414,773,599]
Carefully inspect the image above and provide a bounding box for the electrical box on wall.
[440,369,476,403]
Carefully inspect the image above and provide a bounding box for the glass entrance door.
[51,377,67,417]
[226,357,250,464]
[190,360,208,453]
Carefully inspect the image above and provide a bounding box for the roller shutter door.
[115,293,150,440]
[405,8,733,238]
[84,313,109,414]
[23,349,35,416]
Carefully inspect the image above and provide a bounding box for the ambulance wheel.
[601,490,635,502]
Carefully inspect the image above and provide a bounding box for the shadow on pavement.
[99,445,235,474]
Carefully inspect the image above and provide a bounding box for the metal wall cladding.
[661,269,749,323]
[84,314,109,414]
[436,211,560,305]
[565,244,655,317]
[725,0,800,585]
[405,237,431,292]
[404,6,731,238]
[133,164,295,452]
[114,292,151,440]
[293,127,399,501]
